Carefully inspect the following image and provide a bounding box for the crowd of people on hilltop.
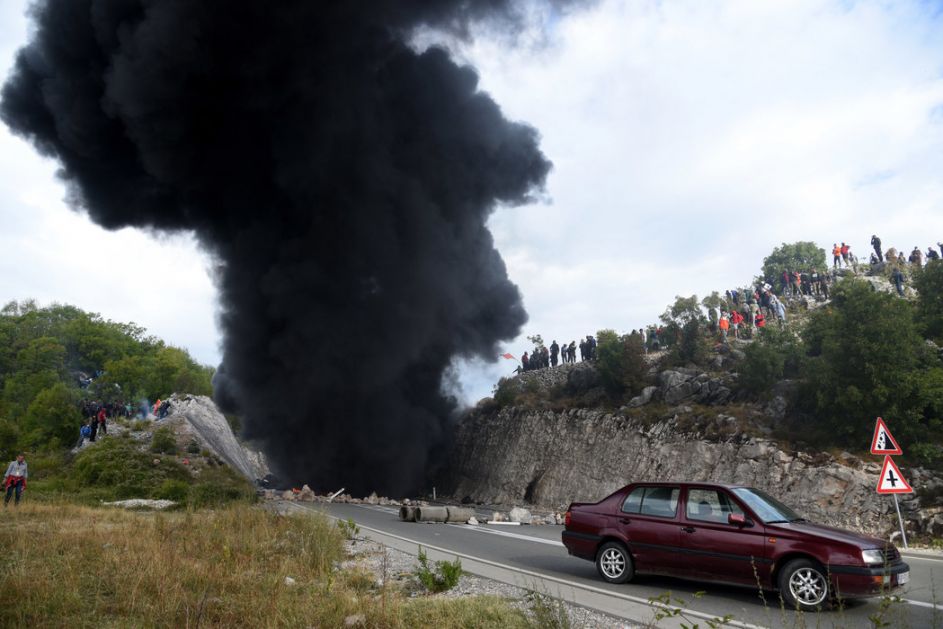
[510,234,941,374]
[74,397,172,448]
[868,235,943,270]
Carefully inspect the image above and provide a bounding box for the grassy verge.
[0,504,535,628]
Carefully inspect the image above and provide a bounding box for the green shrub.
[150,426,178,454]
[492,377,518,408]
[187,465,256,507]
[337,517,360,540]
[595,329,647,399]
[185,439,200,454]
[414,546,463,593]
[73,437,190,500]
[155,479,190,502]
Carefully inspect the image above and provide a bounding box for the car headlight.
[861,549,884,565]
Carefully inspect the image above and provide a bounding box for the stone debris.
[344,613,366,627]
[466,516,478,525]
[102,499,176,510]
[508,507,532,524]
[283,576,296,586]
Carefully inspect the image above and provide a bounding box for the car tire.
[778,558,830,611]
[595,541,634,584]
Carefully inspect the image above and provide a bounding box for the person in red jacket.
[4,454,27,507]
[97,407,108,436]
[730,310,744,339]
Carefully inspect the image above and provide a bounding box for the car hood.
[769,521,889,549]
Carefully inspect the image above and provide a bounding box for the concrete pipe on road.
[399,506,417,522]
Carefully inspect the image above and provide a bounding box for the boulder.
[508,507,532,524]
[627,386,658,408]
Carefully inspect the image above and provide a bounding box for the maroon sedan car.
[562,482,909,611]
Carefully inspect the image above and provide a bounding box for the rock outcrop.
[444,405,943,539]
[163,394,270,481]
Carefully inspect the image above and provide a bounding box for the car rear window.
[622,486,680,518]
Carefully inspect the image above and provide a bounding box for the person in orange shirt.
[832,244,842,268]
[718,311,730,341]
[730,310,744,339]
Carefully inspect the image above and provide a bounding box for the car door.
[679,487,768,586]
[618,485,683,576]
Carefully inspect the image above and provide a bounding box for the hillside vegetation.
[0,300,213,458]
[493,245,943,471]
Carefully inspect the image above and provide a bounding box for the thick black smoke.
[2,1,555,495]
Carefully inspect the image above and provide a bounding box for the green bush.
[595,329,647,399]
[73,437,190,500]
[150,426,178,454]
[414,547,463,593]
[155,479,190,502]
[21,383,82,448]
[738,327,803,397]
[492,378,518,408]
[188,465,256,507]
[761,241,827,288]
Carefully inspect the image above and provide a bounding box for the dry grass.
[0,504,531,628]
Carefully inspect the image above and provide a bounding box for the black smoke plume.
[2,1,555,495]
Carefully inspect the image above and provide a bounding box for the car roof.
[627,481,749,490]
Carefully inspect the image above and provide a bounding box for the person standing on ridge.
[840,242,850,267]
[871,235,883,262]
[549,340,559,367]
[832,243,842,268]
[4,453,27,507]
[892,266,905,296]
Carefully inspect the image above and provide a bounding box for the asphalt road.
[287,501,942,628]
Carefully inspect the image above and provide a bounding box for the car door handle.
[681,526,696,533]
[619,518,631,525]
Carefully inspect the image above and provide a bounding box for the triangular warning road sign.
[870,417,903,456]
[876,456,913,494]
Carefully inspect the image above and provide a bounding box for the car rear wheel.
[596,541,634,584]
[779,558,829,611]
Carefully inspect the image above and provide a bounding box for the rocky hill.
[442,361,943,542]
[76,393,269,483]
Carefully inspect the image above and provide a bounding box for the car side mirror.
[728,513,752,527]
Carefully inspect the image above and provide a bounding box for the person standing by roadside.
[4,454,27,507]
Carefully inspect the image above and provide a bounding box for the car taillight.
[564,511,571,527]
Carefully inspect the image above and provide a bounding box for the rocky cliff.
[163,394,270,481]
[444,365,942,541]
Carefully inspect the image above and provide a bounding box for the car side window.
[686,488,744,523]
[621,487,645,514]
[638,487,680,518]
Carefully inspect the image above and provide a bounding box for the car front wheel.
[596,541,634,584]
[779,558,830,611]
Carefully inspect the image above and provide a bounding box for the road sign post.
[871,418,910,548]
[892,494,908,549]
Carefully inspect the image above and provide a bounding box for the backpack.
[81,425,91,438]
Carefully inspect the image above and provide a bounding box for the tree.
[739,327,803,396]
[762,242,826,287]
[22,383,82,448]
[659,295,705,349]
[595,329,647,399]
[914,260,943,342]
[798,280,943,448]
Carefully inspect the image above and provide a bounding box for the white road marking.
[904,599,941,610]
[285,502,764,629]
[901,553,943,564]
[454,523,565,547]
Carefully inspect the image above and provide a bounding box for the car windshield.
[731,487,802,523]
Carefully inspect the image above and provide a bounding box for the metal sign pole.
[892,494,908,549]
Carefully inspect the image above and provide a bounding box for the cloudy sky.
[2,1,943,401]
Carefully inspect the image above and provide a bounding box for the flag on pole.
[500,353,516,360]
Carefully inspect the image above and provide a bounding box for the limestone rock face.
[443,405,941,538]
[164,394,270,481]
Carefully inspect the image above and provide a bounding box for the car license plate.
[898,571,910,585]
